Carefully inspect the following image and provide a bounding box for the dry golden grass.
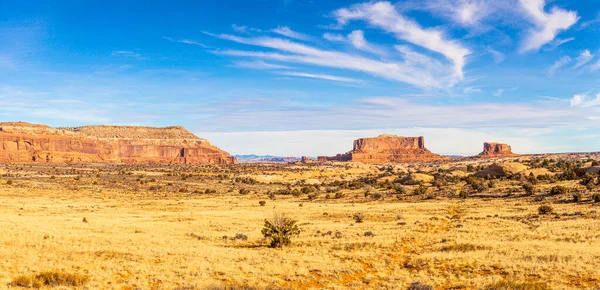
[0,162,599,289]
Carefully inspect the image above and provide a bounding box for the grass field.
[1,161,599,289]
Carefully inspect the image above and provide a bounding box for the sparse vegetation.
[261,212,301,248]
[10,271,89,288]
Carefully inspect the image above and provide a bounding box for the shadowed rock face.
[477,142,517,158]
[317,134,447,164]
[0,122,237,164]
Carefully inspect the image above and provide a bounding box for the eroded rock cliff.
[0,122,236,164]
[476,142,518,158]
[317,134,447,164]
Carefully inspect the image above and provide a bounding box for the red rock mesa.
[0,122,236,164]
[317,134,447,164]
[476,142,518,158]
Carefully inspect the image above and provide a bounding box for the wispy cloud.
[232,24,262,33]
[547,55,571,77]
[572,49,593,69]
[270,26,310,41]
[111,50,144,59]
[212,34,456,88]
[462,86,482,94]
[322,33,345,42]
[234,60,291,70]
[421,0,494,28]
[493,87,518,97]
[578,12,600,30]
[519,0,579,53]
[548,37,575,49]
[163,37,209,48]
[277,71,363,83]
[485,46,505,63]
[333,1,470,79]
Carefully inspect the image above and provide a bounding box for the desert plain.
[1,156,600,290]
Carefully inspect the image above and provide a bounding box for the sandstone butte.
[0,122,237,164]
[317,134,448,164]
[476,142,518,158]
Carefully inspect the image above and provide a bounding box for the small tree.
[261,212,301,248]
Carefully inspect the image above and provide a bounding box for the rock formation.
[317,134,447,164]
[476,142,518,158]
[300,156,313,164]
[0,122,236,164]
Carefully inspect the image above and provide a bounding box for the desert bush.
[334,192,345,199]
[261,212,301,248]
[353,212,365,223]
[458,190,468,199]
[234,233,248,241]
[10,271,89,288]
[239,188,250,195]
[6,180,12,185]
[413,185,429,195]
[549,185,568,195]
[593,193,600,203]
[407,282,434,290]
[538,204,553,215]
[259,200,266,206]
[363,231,375,237]
[521,182,535,195]
[483,280,550,290]
[573,192,583,202]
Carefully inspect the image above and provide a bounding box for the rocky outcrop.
[317,134,447,164]
[0,122,236,164]
[300,156,313,164]
[477,142,518,158]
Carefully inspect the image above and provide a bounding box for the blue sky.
[1,0,600,156]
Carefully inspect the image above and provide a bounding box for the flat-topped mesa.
[318,135,447,164]
[62,125,201,140]
[476,142,518,158]
[0,122,236,164]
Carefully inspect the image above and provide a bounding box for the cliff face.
[0,122,237,164]
[477,142,517,158]
[318,134,447,164]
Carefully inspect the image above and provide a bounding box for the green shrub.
[261,212,301,248]
[549,185,568,195]
[522,183,535,195]
[573,192,583,202]
[259,200,266,206]
[593,193,600,203]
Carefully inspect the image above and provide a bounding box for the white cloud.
[214,35,455,88]
[323,33,345,42]
[322,30,386,56]
[277,71,362,83]
[234,60,291,70]
[570,93,600,107]
[519,0,579,52]
[334,1,470,79]
[271,26,310,40]
[110,50,144,59]
[232,24,248,33]
[572,49,593,69]
[422,0,493,27]
[547,56,571,77]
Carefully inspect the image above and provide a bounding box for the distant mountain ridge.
[234,154,301,163]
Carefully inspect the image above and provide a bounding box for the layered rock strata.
[317,134,447,164]
[476,142,518,158]
[0,122,236,164]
